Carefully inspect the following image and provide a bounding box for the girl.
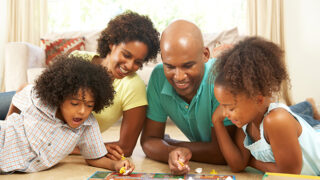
[211,37,320,175]
[0,55,134,173]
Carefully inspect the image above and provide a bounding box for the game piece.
[210,169,218,175]
[177,160,185,167]
[123,169,131,176]
[187,177,194,180]
[121,155,126,160]
[119,167,126,174]
[195,168,203,174]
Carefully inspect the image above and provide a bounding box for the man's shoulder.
[153,63,164,73]
[206,58,216,67]
[149,63,166,83]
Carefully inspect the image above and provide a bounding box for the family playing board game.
[1,11,320,179]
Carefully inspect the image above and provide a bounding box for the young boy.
[0,55,134,173]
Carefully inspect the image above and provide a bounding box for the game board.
[88,171,235,180]
[263,172,320,180]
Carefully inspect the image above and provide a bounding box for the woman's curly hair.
[34,54,115,113]
[97,10,160,63]
[212,36,289,98]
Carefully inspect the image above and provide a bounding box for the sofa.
[3,28,241,92]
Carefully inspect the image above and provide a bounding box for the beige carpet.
[1,120,263,180]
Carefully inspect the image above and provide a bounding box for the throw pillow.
[40,37,85,65]
[211,42,233,58]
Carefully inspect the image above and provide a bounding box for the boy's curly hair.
[34,54,115,113]
[97,10,160,63]
[212,36,289,98]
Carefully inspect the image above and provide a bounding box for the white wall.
[283,0,320,106]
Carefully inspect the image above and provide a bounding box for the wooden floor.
[2,120,263,180]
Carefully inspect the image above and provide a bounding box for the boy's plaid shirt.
[0,85,107,173]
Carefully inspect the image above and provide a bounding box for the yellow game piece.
[210,169,218,174]
[119,166,126,174]
[121,155,126,160]
[177,160,185,167]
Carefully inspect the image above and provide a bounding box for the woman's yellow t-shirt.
[71,51,148,132]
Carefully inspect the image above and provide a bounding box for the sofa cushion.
[41,30,102,52]
[204,27,243,58]
[211,43,234,58]
[40,37,85,65]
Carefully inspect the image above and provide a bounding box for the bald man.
[140,20,236,175]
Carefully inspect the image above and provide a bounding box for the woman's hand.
[105,143,124,160]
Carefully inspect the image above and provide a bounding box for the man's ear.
[203,47,210,63]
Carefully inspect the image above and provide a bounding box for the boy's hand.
[105,143,124,160]
[114,159,135,175]
[168,147,191,175]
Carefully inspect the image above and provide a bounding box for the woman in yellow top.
[71,11,160,159]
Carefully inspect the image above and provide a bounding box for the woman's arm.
[5,84,28,119]
[105,105,146,159]
[6,104,21,118]
[212,105,251,172]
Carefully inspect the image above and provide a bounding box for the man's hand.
[105,143,124,160]
[168,147,192,175]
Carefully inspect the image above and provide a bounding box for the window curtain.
[6,0,48,46]
[0,0,8,91]
[247,0,292,105]
[0,0,48,91]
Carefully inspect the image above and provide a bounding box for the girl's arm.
[105,105,146,159]
[251,108,302,174]
[212,105,251,172]
[86,157,135,173]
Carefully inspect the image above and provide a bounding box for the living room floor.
[1,120,263,180]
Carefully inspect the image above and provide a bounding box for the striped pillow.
[40,37,85,65]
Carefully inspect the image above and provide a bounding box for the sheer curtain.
[0,0,48,91]
[0,0,7,91]
[6,0,48,46]
[247,0,284,48]
[247,0,292,105]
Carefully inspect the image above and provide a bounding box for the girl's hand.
[248,155,259,168]
[105,143,124,160]
[114,159,135,175]
[212,105,225,124]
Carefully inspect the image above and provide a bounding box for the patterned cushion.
[40,37,85,65]
[211,42,233,58]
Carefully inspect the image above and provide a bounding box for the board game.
[88,171,235,180]
[263,172,320,180]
